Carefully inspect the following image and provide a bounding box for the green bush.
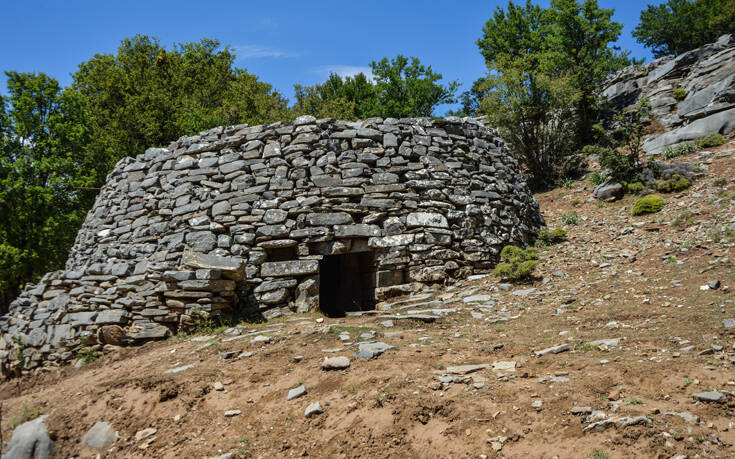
[696,133,725,148]
[662,143,697,159]
[632,194,665,215]
[625,181,644,193]
[655,174,691,192]
[561,212,580,225]
[537,227,567,245]
[589,171,607,186]
[494,245,539,281]
[673,87,686,102]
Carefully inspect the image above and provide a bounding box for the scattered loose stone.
[380,320,394,328]
[305,402,324,418]
[492,361,516,372]
[693,391,726,403]
[287,385,307,400]
[723,319,735,329]
[5,415,54,459]
[709,280,721,289]
[135,428,157,441]
[250,335,271,344]
[213,381,225,391]
[355,341,394,359]
[81,422,119,451]
[446,364,489,374]
[535,344,570,356]
[321,356,351,370]
[224,410,241,417]
[164,364,194,374]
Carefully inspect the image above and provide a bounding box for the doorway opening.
[319,251,375,317]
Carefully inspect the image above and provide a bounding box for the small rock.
[293,355,304,362]
[224,410,241,417]
[723,318,735,329]
[135,428,157,441]
[81,422,118,451]
[534,344,570,356]
[693,391,726,403]
[498,283,512,291]
[355,341,394,359]
[321,356,351,370]
[492,361,516,372]
[213,381,225,391]
[250,335,271,344]
[164,364,194,374]
[532,400,543,409]
[305,402,324,418]
[5,415,54,459]
[709,280,721,290]
[380,320,394,328]
[287,385,307,400]
[446,364,489,374]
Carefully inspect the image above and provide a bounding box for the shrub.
[601,99,652,182]
[655,174,691,192]
[625,181,644,193]
[537,227,567,245]
[673,87,686,102]
[494,245,539,281]
[9,406,44,429]
[589,171,607,186]
[662,143,697,159]
[713,178,727,187]
[632,194,664,215]
[76,347,99,365]
[561,212,580,225]
[696,133,725,148]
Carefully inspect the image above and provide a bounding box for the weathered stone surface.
[0,116,543,373]
[81,422,118,451]
[593,180,624,202]
[321,356,350,370]
[5,415,54,459]
[261,260,319,277]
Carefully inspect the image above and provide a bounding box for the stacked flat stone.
[0,116,542,375]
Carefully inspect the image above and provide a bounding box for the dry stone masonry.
[0,116,542,374]
[603,34,735,154]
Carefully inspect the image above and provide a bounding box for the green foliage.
[695,133,725,148]
[9,405,44,429]
[76,347,99,365]
[476,0,635,189]
[294,55,458,119]
[655,174,691,192]
[672,210,694,227]
[673,87,687,102]
[712,178,727,187]
[589,171,608,186]
[624,397,643,405]
[625,181,644,193]
[561,212,581,225]
[494,245,539,281]
[73,35,288,180]
[0,72,94,312]
[537,227,568,245]
[633,0,735,58]
[189,310,232,335]
[632,194,665,215]
[589,450,610,459]
[662,143,697,159]
[600,99,652,182]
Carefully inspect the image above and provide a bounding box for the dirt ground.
[1,142,734,459]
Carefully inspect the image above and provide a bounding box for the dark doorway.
[319,251,375,317]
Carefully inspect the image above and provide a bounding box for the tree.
[369,55,459,118]
[475,0,632,189]
[73,35,289,183]
[633,0,735,58]
[0,72,94,312]
[292,55,458,120]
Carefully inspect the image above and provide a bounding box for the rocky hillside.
[603,34,735,155]
[1,136,733,458]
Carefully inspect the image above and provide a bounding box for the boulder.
[5,415,54,459]
[593,180,623,201]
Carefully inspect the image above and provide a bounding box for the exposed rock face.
[0,116,542,374]
[603,34,735,154]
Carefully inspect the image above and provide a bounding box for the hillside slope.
[1,140,734,458]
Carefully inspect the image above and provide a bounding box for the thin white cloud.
[233,45,296,60]
[316,65,374,79]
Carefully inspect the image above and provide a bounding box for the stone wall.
[603,34,735,154]
[0,116,543,375]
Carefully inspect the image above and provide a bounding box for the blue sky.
[0,0,663,114]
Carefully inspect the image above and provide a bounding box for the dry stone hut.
[0,116,543,373]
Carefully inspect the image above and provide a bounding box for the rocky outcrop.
[603,34,735,154]
[0,116,543,375]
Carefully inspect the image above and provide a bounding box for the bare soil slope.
[2,142,734,459]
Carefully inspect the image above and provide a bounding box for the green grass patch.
[9,405,43,429]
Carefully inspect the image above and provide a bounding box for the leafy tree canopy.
[633,0,735,58]
[292,55,458,120]
[72,35,289,182]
